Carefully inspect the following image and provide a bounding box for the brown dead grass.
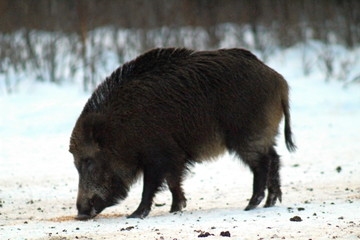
[47,213,124,222]
[47,215,76,222]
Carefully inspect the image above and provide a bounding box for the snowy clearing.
[1,46,360,240]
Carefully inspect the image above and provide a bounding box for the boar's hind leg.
[241,151,270,211]
[264,146,282,208]
[242,145,282,210]
[166,168,187,213]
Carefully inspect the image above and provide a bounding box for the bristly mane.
[81,48,195,114]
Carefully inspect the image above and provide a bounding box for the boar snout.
[76,197,96,220]
[76,194,106,220]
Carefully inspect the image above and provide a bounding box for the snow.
[1,45,360,240]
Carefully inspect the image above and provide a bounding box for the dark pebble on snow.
[290,216,302,222]
[198,232,213,238]
[220,231,231,237]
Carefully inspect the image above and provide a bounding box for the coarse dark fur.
[69,47,296,220]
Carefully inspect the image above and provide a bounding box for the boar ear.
[69,143,75,153]
[82,113,108,150]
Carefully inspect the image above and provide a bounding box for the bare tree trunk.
[24,30,41,79]
[77,0,89,91]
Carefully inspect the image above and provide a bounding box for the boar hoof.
[75,214,93,221]
[127,208,150,219]
[170,199,187,213]
[244,204,257,211]
[264,190,282,208]
[244,193,265,211]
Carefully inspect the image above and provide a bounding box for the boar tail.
[282,93,296,152]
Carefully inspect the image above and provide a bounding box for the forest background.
[1,0,360,93]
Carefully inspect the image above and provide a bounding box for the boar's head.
[69,113,130,220]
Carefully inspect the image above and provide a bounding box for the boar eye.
[81,157,95,171]
[82,158,92,165]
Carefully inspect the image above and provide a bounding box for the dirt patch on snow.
[46,213,125,222]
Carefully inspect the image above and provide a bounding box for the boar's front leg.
[166,168,187,213]
[128,165,166,219]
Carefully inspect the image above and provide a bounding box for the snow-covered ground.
[1,46,360,240]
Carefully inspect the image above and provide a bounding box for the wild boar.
[69,47,296,220]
